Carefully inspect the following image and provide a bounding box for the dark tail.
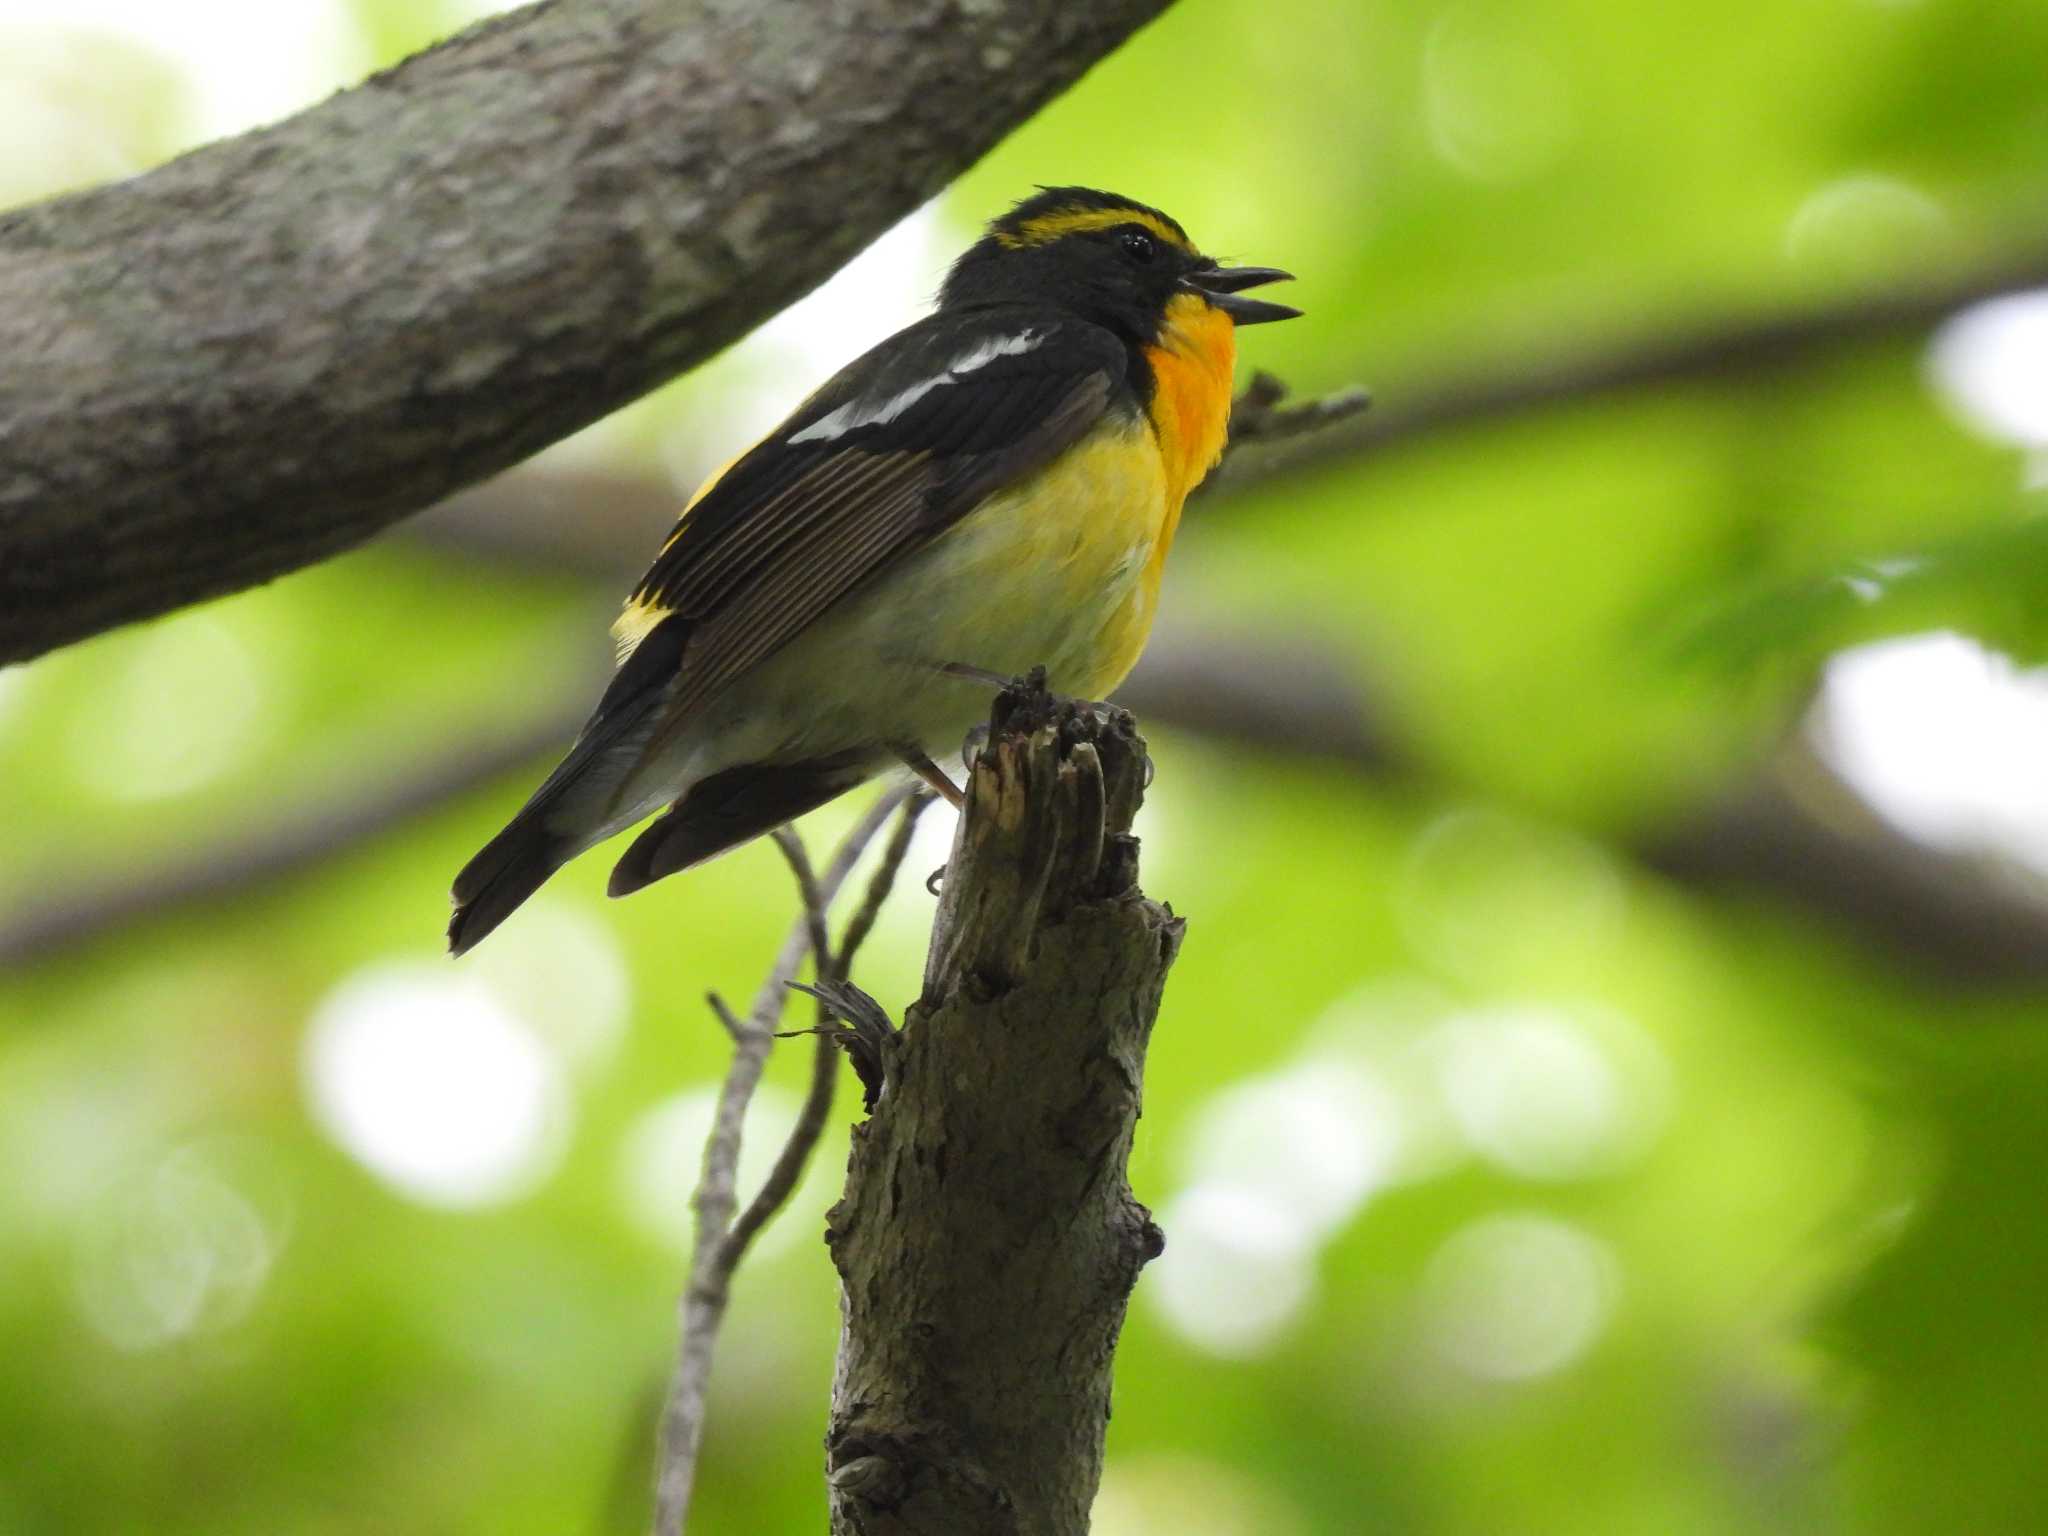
[447,613,696,956]
[608,753,871,898]
[448,809,571,957]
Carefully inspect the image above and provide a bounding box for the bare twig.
[652,784,918,1536]
[770,827,835,992]
[724,794,932,1261]
[835,790,936,973]
[1221,370,1373,458]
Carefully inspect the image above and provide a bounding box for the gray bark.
[825,682,1179,1535]
[0,0,1173,664]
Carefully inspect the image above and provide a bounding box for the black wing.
[618,306,1130,725]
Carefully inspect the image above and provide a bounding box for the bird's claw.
[786,978,899,1110]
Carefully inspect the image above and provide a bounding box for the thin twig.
[721,793,932,1263]
[717,831,840,1266]
[769,826,833,991]
[652,784,918,1536]
[836,789,936,971]
[1221,370,1372,460]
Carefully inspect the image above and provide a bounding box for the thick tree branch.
[0,0,1175,664]
[823,676,1177,1534]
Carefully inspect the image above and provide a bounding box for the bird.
[447,186,1299,955]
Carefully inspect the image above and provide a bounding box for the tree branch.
[394,237,2048,593]
[1211,243,2048,490]
[723,802,930,1261]
[0,701,590,971]
[0,0,1176,664]
[654,786,915,1536]
[823,675,1177,1534]
[8,615,2048,989]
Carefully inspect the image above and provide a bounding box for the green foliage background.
[4,0,2047,1531]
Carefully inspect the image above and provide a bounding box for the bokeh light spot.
[1430,1001,1670,1180]
[72,1145,282,1352]
[1421,1213,1617,1381]
[1814,631,2048,876]
[461,899,632,1073]
[66,611,272,802]
[1148,1184,1316,1358]
[7,0,369,144]
[618,1083,827,1261]
[303,964,570,1208]
[1094,1454,1309,1536]
[1401,807,1626,981]
[1423,3,1575,182]
[1179,1062,1401,1238]
[1929,289,2048,448]
[1784,174,1947,281]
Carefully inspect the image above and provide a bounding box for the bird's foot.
[986,665,1129,744]
[783,978,899,1110]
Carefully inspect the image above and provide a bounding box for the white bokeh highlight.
[1429,1002,1670,1181]
[458,899,633,1074]
[1179,1063,1403,1237]
[1929,289,2048,450]
[72,1145,283,1352]
[1814,631,2048,877]
[617,1083,826,1261]
[1148,1183,1320,1359]
[1420,1213,1618,1381]
[1150,1056,1404,1356]
[67,612,272,802]
[303,964,570,1207]
[0,0,370,144]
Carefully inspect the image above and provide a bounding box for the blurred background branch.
[16,272,2048,981]
[1212,241,2048,488]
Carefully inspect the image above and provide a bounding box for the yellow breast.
[958,303,1236,696]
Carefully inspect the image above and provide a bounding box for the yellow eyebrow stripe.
[997,207,1191,252]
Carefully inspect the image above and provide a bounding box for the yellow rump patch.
[997,206,1192,252]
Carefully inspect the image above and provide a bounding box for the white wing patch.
[789,330,1044,445]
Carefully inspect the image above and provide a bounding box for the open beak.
[1183,264,1301,325]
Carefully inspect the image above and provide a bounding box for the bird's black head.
[939,186,1299,341]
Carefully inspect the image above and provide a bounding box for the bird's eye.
[1120,229,1158,263]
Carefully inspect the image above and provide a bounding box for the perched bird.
[448,186,1298,955]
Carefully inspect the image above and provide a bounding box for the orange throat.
[1142,293,1238,542]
